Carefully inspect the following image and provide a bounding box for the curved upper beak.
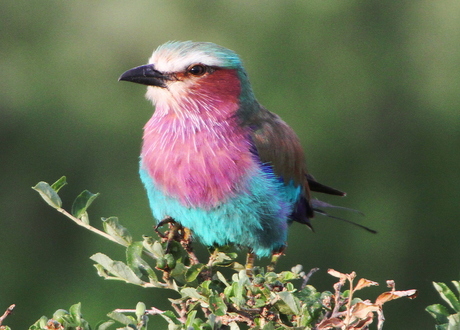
[118,64,167,88]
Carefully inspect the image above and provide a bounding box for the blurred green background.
[2,1,460,329]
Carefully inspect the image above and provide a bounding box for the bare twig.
[301,267,320,289]
[0,304,15,326]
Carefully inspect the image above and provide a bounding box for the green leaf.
[452,281,460,297]
[426,304,450,325]
[95,320,115,330]
[126,242,158,282]
[68,302,82,325]
[170,262,187,283]
[32,181,62,209]
[80,212,90,225]
[434,282,460,312]
[91,253,145,285]
[185,263,205,282]
[107,311,136,326]
[230,281,246,307]
[126,242,145,276]
[278,271,298,282]
[102,217,132,246]
[262,322,275,330]
[143,237,165,259]
[160,310,183,325]
[181,287,207,301]
[209,294,227,316]
[228,321,241,330]
[448,313,460,328]
[211,251,235,267]
[185,310,197,329]
[216,271,230,287]
[94,264,110,278]
[71,190,99,219]
[277,291,301,315]
[52,309,69,324]
[51,176,67,192]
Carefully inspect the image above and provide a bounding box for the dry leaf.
[375,289,418,306]
[351,301,381,319]
[354,278,379,291]
[317,317,344,329]
[328,269,348,280]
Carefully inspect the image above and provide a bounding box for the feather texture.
[119,41,352,257]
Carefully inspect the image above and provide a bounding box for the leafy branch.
[426,280,460,329]
[27,177,418,330]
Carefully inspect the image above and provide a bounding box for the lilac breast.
[141,103,255,209]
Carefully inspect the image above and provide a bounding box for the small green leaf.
[68,302,82,325]
[277,291,301,314]
[434,282,460,312]
[216,271,230,287]
[94,264,110,278]
[126,242,144,275]
[230,281,246,307]
[152,241,165,258]
[228,321,241,330]
[209,294,227,316]
[181,287,206,301]
[170,263,188,284]
[52,309,69,324]
[142,236,165,260]
[29,316,47,330]
[452,281,460,297]
[211,251,235,266]
[91,253,145,285]
[80,212,90,225]
[71,190,99,219]
[262,322,275,330]
[51,176,67,192]
[126,242,158,282]
[185,310,197,329]
[278,271,298,281]
[32,181,62,209]
[426,304,450,325]
[160,310,183,325]
[185,263,205,282]
[102,217,132,246]
[448,313,460,328]
[95,320,115,330]
[107,311,136,326]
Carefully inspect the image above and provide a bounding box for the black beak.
[118,64,167,88]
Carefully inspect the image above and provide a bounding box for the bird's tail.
[310,199,377,234]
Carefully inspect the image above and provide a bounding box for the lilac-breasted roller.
[119,41,359,258]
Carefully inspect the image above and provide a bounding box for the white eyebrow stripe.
[149,51,224,73]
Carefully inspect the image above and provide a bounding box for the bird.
[119,41,372,261]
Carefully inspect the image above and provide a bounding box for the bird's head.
[119,41,256,116]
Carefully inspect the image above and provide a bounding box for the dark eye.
[188,64,207,76]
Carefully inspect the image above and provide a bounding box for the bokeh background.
[2,1,460,329]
